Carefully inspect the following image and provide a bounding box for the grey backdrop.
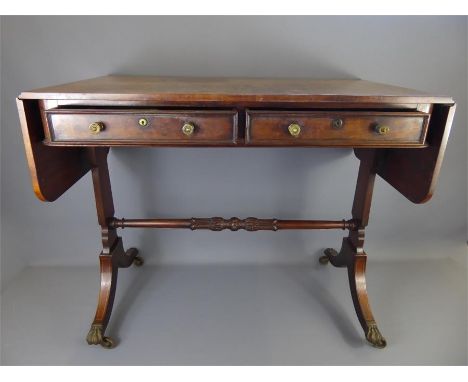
[1,16,467,290]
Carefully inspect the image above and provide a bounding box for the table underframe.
[85,147,387,349]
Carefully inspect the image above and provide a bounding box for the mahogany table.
[17,76,455,349]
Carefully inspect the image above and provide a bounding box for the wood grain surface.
[19,75,453,104]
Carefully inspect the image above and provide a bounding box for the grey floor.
[1,259,467,365]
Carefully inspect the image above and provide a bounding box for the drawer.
[45,109,238,145]
[246,111,429,147]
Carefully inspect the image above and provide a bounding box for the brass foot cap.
[319,255,330,265]
[86,324,116,349]
[133,255,144,267]
[366,324,387,349]
[101,336,116,349]
[319,248,337,264]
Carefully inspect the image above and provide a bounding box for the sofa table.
[16,76,455,349]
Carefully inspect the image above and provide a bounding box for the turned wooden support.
[110,217,359,231]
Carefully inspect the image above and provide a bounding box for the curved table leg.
[320,237,386,348]
[86,148,144,349]
[86,254,117,349]
[319,246,347,268]
[349,251,386,349]
[319,149,386,348]
[86,239,141,349]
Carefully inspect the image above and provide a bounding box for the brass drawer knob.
[138,118,149,127]
[374,124,390,135]
[288,123,301,137]
[332,118,343,129]
[89,122,105,134]
[182,122,195,136]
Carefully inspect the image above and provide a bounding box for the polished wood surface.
[20,75,452,104]
[246,110,428,147]
[110,217,358,231]
[16,99,91,201]
[320,149,386,348]
[16,76,455,350]
[44,107,429,148]
[85,148,141,349]
[374,104,456,203]
[46,108,238,145]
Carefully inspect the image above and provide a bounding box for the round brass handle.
[332,118,344,129]
[138,118,149,127]
[182,122,195,136]
[374,124,390,135]
[89,122,105,134]
[288,123,301,137]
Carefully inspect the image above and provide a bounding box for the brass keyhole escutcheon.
[332,118,344,129]
[89,122,104,134]
[288,123,301,137]
[374,124,390,135]
[138,118,149,127]
[182,122,195,136]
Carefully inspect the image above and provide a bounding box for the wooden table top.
[19,75,453,104]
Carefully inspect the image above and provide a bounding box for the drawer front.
[246,111,429,147]
[46,109,238,145]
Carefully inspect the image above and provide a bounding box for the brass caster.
[86,324,116,349]
[366,322,387,349]
[133,255,144,267]
[101,336,116,349]
[319,248,337,264]
[319,255,330,265]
